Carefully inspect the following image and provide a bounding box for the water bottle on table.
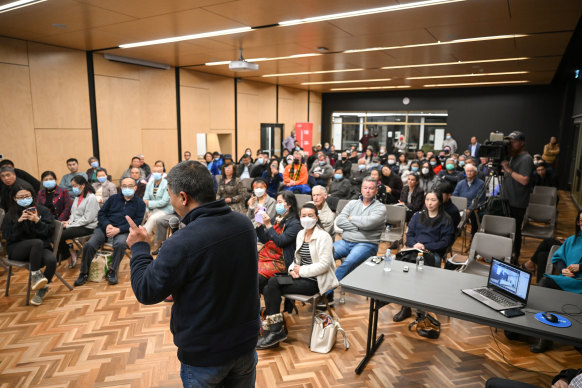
[384,250,393,272]
[416,251,424,270]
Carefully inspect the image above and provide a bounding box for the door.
[260,123,284,156]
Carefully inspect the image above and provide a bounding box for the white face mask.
[421,168,430,175]
[254,188,266,197]
[387,159,396,165]
[300,217,317,230]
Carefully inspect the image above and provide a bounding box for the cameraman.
[500,131,534,263]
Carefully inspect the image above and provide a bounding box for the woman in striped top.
[257,203,339,350]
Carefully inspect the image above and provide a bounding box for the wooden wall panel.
[141,129,178,168]
[0,62,37,177]
[237,79,276,158]
[139,68,176,130]
[309,91,322,147]
[95,75,141,180]
[28,43,90,129]
[180,85,210,158]
[0,37,28,65]
[278,86,308,146]
[35,129,93,179]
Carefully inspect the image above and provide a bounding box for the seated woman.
[257,203,339,349]
[380,165,402,204]
[263,159,283,198]
[419,161,439,193]
[531,210,582,353]
[247,178,276,227]
[59,175,100,268]
[147,160,167,183]
[255,190,301,294]
[393,190,455,322]
[143,165,173,250]
[120,156,146,183]
[328,167,352,200]
[400,160,420,185]
[86,156,101,183]
[399,172,425,222]
[92,168,117,206]
[37,171,71,222]
[1,182,56,306]
[216,163,246,213]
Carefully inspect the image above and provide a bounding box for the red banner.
[296,122,313,156]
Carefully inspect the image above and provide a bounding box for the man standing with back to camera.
[126,161,260,388]
[500,131,534,264]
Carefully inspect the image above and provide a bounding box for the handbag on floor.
[88,251,112,282]
[408,311,441,339]
[310,312,349,353]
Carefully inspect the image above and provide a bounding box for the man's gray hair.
[166,161,216,204]
[464,164,478,173]
[362,176,377,185]
[312,185,327,194]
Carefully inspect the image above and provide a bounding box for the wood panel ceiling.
[0,0,580,92]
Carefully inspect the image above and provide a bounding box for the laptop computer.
[462,258,531,311]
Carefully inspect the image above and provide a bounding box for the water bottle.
[416,251,424,270]
[385,224,391,233]
[384,251,393,272]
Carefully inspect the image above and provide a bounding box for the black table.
[340,259,582,374]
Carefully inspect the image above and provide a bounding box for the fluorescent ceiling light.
[301,78,392,85]
[407,71,529,80]
[330,85,411,91]
[424,80,530,87]
[262,68,364,78]
[0,0,46,14]
[279,0,464,26]
[381,57,530,70]
[206,52,320,66]
[344,34,527,54]
[120,26,252,49]
[103,54,170,70]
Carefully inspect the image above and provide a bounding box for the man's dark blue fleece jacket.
[98,193,145,233]
[130,199,260,367]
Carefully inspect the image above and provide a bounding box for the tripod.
[474,163,510,217]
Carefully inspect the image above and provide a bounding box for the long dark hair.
[277,191,299,224]
[421,161,435,179]
[575,210,582,242]
[419,189,450,228]
[6,182,36,223]
[72,175,95,196]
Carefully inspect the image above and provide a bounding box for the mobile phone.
[26,207,36,213]
[370,256,383,264]
[500,308,524,318]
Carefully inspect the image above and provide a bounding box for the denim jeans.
[333,239,378,282]
[180,349,257,388]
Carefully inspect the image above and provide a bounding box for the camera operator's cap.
[505,131,525,141]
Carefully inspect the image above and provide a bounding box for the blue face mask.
[295,147,300,151]
[334,174,343,180]
[275,203,286,215]
[459,161,465,167]
[122,188,135,197]
[152,172,162,181]
[411,166,419,172]
[17,197,33,207]
[358,165,366,171]
[43,180,56,190]
[91,161,99,168]
[319,161,326,166]
[72,187,81,196]
[97,176,107,183]
[446,163,455,170]
[257,158,264,165]
[430,161,437,166]
[214,157,219,161]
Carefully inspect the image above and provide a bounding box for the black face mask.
[293,159,300,165]
[342,157,347,161]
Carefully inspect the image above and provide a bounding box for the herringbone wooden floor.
[0,191,580,387]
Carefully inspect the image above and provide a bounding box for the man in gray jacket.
[333,177,386,285]
[308,153,333,187]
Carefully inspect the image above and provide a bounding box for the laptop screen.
[488,258,531,303]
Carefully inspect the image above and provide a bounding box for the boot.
[31,270,48,291]
[530,338,552,353]
[257,314,287,349]
[393,306,412,322]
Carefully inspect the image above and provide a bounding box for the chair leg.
[54,271,73,291]
[25,270,31,306]
[5,265,12,296]
[308,296,319,346]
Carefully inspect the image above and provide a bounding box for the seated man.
[437,158,464,189]
[532,163,557,188]
[452,164,485,235]
[250,152,269,178]
[334,151,352,177]
[120,156,146,184]
[237,153,254,180]
[0,166,28,212]
[349,158,370,194]
[310,185,335,235]
[0,159,40,192]
[329,167,353,200]
[333,177,386,298]
[75,177,145,286]
[59,158,88,194]
[128,167,147,198]
[282,151,310,194]
[308,153,333,187]
[143,166,174,251]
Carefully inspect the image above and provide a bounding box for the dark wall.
[574,79,582,117]
[321,85,561,158]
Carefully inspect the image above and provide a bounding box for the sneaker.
[31,270,48,291]
[107,270,118,285]
[30,286,49,306]
[74,274,88,287]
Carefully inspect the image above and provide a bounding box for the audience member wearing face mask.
[36,170,71,222]
[91,168,117,206]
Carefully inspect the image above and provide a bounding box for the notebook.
[462,258,531,311]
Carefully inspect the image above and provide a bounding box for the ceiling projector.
[229,59,258,71]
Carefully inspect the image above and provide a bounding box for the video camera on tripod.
[478,131,510,174]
